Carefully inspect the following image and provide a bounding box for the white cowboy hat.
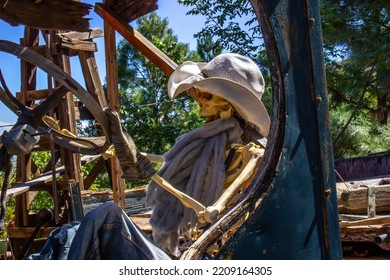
[168,53,270,137]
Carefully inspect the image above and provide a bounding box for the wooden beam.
[14,27,39,228]
[338,184,390,214]
[340,215,390,228]
[340,224,390,243]
[95,3,178,76]
[103,0,126,209]
[61,41,97,52]
[0,0,92,31]
[78,51,108,108]
[16,89,51,102]
[111,0,158,23]
[58,28,104,41]
[7,226,58,239]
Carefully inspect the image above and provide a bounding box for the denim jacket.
[31,202,170,260]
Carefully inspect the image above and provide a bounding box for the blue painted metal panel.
[215,0,343,259]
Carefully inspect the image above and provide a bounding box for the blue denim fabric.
[67,202,170,260]
[29,221,80,260]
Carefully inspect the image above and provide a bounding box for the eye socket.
[195,88,213,101]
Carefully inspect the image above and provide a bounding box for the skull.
[189,88,233,119]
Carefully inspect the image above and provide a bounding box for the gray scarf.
[146,117,243,256]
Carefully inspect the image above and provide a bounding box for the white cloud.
[0,121,14,135]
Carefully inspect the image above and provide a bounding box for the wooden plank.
[338,184,390,214]
[7,226,58,239]
[61,41,97,52]
[78,51,108,108]
[340,215,390,228]
[111,0,158,23]
[54,44,84,191]
[130,214,152,234]
[95,3,178,76]
[16,89,51,102]
[340,224,390,243]
[14,27,39,229]
[0,0,92,31]
[103,0,126,210]
[28,45,47,57]
[58,28,104,41]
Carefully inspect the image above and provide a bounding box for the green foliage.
[321,0,390,157]
[28,192,54,213]
[196,34,223,62]
[179,0,389,159]
[26,151,55,211]
[81,158,110,190]
[321,0,389,129]
[0,197,15,239]
[0,158,15,239]
[117,13,204,155]
[330,108,390,158]
[179,0,262,61]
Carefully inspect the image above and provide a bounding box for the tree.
[178,0,389,158]
[196,33,223,62]
[117,13,204,155]
[321,0,389,126]
[179,0,262,62]
[320,0,390,157]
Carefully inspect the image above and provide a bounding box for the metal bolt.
[309,18,315,27]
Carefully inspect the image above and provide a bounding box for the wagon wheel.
[0,40,111,155]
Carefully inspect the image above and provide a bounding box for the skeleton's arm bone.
[150,174,207,223]
[204,146,263,223]
[140,152,164,163]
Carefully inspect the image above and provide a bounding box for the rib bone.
[204,144,264,223]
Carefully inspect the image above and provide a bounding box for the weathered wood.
[130,214,152,233]
[81,186,147,204]
[338,184,390,214]
[0,87,19,114]
[14,28,39,231]
[95,3,178,76]
[340,225,390,243]
[61,41,97,52]
[58,29,104,41]
[103,0,126,210]
[6,226,58,239]
[340,216,390,228]
[78,51,108,108]
[111,0,158,23]
[0,0,92,31]
[49,37,84,193]
[16,89,51,102]
[28,45,47,57]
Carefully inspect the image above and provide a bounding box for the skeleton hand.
[150,143,264,224]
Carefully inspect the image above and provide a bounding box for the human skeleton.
[107,53,270,257]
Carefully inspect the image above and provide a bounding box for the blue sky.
[0,1,205,131]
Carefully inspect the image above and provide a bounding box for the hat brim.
[171,77,270,137]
